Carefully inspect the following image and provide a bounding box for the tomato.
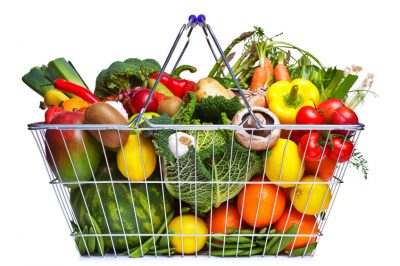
[207,203,240,234]
[293,106,324,144]
[298,132,326,162]
[129,89,158,114]
[327,137,354,163]
[331,106,359,135]
[296,106,324,125]
[168,214,208,254]
[305,156,337,181]
[317,98,345,123]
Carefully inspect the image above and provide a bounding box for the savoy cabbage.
[147,111,263,213]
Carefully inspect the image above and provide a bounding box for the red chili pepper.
[54,79,100,103]
[150,72,196,98]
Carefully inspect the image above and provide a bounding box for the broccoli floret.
[94,58,161,99]
[142,58,161,70]
[123,58,142,66]
[194,96,243,123]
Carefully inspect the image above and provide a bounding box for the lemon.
[116,134,156,181]
[289,176,332,215]
[265,138,305,188]
[168,214,208,254]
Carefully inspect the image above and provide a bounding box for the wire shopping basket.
[28,15,365,258]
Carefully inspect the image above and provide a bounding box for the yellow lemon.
[289,176,332,215]
[116,134,156,181]
[168,214,208,254]
[265,138,305,188]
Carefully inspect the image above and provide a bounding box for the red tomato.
[129,89,158,114]
[327,137,354,163]
[305,156,337,181]
[317,98,345,123]
[331,106,359,135]
[296,106,324,125]
[298,132,326,161]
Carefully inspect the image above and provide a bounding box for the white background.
[1,0,399,265]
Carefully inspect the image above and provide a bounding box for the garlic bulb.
[105,101,129,120]
[168,132,197,159]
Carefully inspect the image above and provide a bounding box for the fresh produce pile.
[24,26,374,257]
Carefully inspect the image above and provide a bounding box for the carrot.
[273,51,291,82]
[250,66,267,91]
[264,57,274,82]
[250,57,273,91]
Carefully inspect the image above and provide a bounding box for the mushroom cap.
[232,106,281,151]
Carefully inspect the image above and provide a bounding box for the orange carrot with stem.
[250,40,273,91]
[273,51,291,82]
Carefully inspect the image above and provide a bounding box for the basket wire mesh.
[28,15,364,258]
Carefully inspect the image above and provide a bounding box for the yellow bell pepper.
[266,78,320,124]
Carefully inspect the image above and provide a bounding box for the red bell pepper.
[150,72,196,98]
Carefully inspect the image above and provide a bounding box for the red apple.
[129,89,158,114]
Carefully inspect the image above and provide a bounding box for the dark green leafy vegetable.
[194,96,244,123]
[146,107,263,213]
[172,91,197,124]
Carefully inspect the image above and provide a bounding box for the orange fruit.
[274,207,318,251]
[62,98,90,111]
[237,176,286,228]
[207,203,240,234]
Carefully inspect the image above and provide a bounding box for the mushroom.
[230,88,267,108]
[232,106,281,151]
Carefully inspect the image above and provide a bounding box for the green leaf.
[172,92,197,125]
[164,147,213,213]
[332,74,358,100]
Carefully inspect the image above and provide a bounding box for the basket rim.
[27,122,365,131]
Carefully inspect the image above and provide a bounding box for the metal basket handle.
[132,15,262,128]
